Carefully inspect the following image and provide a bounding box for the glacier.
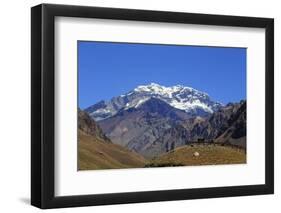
[85,83,223,121]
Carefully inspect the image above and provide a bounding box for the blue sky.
[78,41,246,109]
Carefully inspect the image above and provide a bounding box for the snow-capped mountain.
[85,83,222,121]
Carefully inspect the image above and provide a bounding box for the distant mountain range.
[85,83,222,121]
[81,83,246,159]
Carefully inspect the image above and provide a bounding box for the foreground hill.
[78,109,146,170]
[78,130,146,170]
[147,143,246,167]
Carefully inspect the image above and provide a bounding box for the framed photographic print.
[31,4,274,209]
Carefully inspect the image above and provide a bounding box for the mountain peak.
[85,83,222,121]
[148,82,161,87]
[133,83,208,97]
[134,82,162,93]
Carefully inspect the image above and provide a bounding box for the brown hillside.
[78,131,147,170]
[78,109,147,170]
[147,144,246,167]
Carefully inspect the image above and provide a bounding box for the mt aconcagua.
[81,83,246,159]
[85,83,222,121]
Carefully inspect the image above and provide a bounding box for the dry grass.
[147,144,246,167]
[79,130,246,170]
[78,131,147,170]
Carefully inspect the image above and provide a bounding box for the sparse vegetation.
[78,131,147,170]
[78,98,246,170]
[147,144,246,167]
[145,162,185,167]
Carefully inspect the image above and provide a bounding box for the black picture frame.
[31,3,274,209]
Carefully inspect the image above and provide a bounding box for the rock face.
[147,101,246,158]
[98,98,190,155]
[82,83,246,159]
[78,109,147,170]
[215,101,246,148]
[98,100,246,158]
[189,100,246,141]
[85,83,222,121]
[78,108,110,142]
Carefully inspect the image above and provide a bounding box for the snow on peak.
[86,83,222,121]
[134,83,162,92]
[133,83,208,99]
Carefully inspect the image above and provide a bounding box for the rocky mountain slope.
[98,98,189,155]
[215,101,246,148]
[147,101,246,157]
[81,83,246,160]
[78,109,110,142]
[78,109,147,170]
[98,100,246,158]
